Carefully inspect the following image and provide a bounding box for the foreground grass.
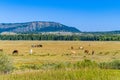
[0,69,120,80]
[0,41,120,80]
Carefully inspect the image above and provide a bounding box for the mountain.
[0,21,80,34]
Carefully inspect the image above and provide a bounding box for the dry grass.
[0,41,120,66]
[0,41,120,80]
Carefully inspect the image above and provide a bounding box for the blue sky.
[0,0,120,31]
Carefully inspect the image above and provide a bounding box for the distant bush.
[99,60,120,69]
[76,59,98,69]
[20,64,41,70]
[19,59,120,71]
[19,60,99,70]
[0,53,14,74]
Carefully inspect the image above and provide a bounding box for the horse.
[71,46,74,50]
[92,50,94,55]
[84,50,89,54]
[12,50,18,55]
[0,49,3,52]
[79,46,84,50]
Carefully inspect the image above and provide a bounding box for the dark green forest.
[0,33,120,41]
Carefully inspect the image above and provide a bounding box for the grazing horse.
[31,44,35,48]
[79,46,84,50]
[84,50,89,54]
[71,50,76,54]
[37,44,43,47]
[12,50,18,55]
[31,44,43,48]
[92,50,94,55]
[0,49,3,52]
[71,46,74,50]
[30,49,33,55]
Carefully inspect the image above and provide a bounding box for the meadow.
[0,41,120,80]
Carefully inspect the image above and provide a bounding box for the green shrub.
[20,64,42,70]
[19,60,99,70]
[0,53,14,74]
[99,60,120,69]
[79,59,98,68]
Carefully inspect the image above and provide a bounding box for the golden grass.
[0,41,120,68]
[0,41,120,80]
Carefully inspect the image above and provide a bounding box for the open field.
[1,69,120,80]
[0,41,120,80]
[0,41,120,63]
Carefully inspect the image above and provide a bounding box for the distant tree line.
[0,34,120,41]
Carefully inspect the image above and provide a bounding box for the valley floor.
[0,41,120,80]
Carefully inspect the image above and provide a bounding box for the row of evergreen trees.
[0,34,120,41]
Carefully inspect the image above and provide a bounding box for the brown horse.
[31,44,43,48]
[12,50,18,55]
[92,50,94,55]
[0,49,3,52]
[71,46,74,50]
[37,44,43,47]
[84,50,89,54]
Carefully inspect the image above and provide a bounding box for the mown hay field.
[0,41,120,80]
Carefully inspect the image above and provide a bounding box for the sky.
[0,0,120,32]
